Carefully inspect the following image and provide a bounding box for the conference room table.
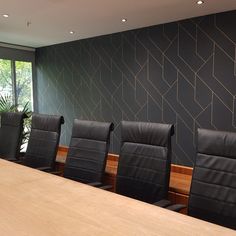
[0,159,235,236]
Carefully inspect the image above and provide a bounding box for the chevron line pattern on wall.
[36,10,236,166]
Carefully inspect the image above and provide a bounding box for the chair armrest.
[153,199,172,208]
[50,170,63,175]
[99,185,113,190]
[37,166,52,172]
[9,159,23,164]
[87,182,112,190]
[87,182,103,187]
[166,204,187,212]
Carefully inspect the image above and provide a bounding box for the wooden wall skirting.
[58,145,69,153]
[171,164,193,175]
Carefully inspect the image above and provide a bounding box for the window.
[0,59,13,100]
[0,59,33,111]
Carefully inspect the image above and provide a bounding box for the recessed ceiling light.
[196,0,204,5]
[69,31,75,34]
[3,14,9,18]
[121,18,127,23]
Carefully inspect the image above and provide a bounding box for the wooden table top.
[0,159,234,236]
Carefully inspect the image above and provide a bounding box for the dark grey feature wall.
[36,10,236,166]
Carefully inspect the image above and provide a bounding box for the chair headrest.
[198,128,236,158]
[1,112,26,127]
[121,121,174,147]
[72,119,114,141]
[31,113,64,132]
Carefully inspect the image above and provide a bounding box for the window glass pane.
[15,61,33,111]
[0,59,13,101]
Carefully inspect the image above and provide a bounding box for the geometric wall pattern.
[36,10,236,166]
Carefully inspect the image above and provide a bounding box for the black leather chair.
[189,128,236,229]
[168,128,236,229]
[0,112,26,161]
[116,121,174,203]
[22,113,64,171]
[63,119,114,186]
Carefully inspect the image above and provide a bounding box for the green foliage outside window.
[0,59,33,151]
[15,61,33,111]
[0,59,33,111]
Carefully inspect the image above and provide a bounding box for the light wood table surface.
[0,159,235,236]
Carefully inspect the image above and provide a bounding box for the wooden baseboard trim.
[171,164,193,175]
[58,146,69,152]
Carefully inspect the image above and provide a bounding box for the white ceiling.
[0,0,235,48]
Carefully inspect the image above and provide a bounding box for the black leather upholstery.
[22,113,64,170]
[116,121,174,203]
[189,128,236,229]
[64,119,114,184]
[0,112,26,160]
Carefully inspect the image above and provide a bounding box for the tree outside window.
[0,59,33,110]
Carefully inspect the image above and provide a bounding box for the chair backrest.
[23,113,64,169]
[116,121,174,203]
[189,128,236,229]
[0,112,26,160]
[64,119,114,183]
